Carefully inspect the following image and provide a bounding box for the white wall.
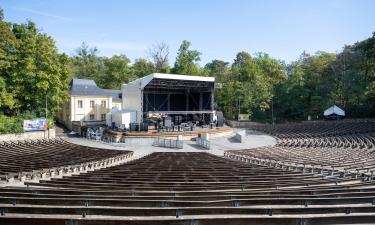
[122,82,143,123]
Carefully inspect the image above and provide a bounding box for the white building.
[57,79,122,130]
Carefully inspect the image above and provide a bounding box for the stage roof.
[122,73,215,90]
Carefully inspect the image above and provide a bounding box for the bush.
[0,114,24,134]
[0,112,54,134]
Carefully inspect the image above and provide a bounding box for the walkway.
[63,129,277,157]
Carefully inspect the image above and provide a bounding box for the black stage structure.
[122,73,223,130]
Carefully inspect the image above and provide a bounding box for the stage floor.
[64,129,277,157]
[105,127,233,139]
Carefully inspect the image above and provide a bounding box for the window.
[101,100,106,108]
[101,114,106,121]
[89,114,95,120]
[77,100,83,108]
[90,100,95,108]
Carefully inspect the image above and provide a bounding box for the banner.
[23,119,48,132]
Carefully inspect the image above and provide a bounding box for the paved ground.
[63,129,277,157]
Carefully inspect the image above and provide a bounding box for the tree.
[301,51,336,115]
[33,34,70,117]
[173,40,201,75]
[100,55,134,89]
[204,60,230,82]
[217,51,273,119]
[147,41,170,73]
[132,58,155,78]
[0,16,70,117]
[0,9,17,110]
[275,61,309,120]
[253,52,286,86]
[70,42,105,80]
[354,32,375,116]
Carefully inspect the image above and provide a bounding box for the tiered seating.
[252,119,375,139]
[1,152,375,224]
[228,120,375,174]
[0,139,132,180]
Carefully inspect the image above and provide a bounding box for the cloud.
[10,7,76,22]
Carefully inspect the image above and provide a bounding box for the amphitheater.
[1,119,375,225]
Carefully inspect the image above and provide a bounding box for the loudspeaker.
[129,123,139,131]
[140,122,148,131]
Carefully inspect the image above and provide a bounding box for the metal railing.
[196,137,210,149]
[153,138,183,149]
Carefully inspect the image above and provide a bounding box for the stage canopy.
[324,105,345,117]
[122,73,215,123]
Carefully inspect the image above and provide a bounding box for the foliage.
[215,52,285,120]
[0,11,70,119]
[204,60,230,82]
[0,113,23,134]
[0,112,39,134]
[101,55,134,89]
[132,58,156,78]
[173,40,202,75]
[70,42,104,80]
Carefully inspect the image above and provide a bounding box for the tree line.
[1,8,374,131]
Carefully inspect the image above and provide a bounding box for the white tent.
[323,105,345,117]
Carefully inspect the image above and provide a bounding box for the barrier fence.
[152,137,183,149]
[196,137,210,149]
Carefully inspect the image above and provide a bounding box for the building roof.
[70,79,122,102]
[122,73,215,90]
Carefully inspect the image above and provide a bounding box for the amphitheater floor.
[63,129,277,158]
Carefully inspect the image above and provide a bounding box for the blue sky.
[1,0,374,65]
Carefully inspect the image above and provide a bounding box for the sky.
[1,0,374,65]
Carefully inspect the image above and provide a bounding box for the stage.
[104,127,233,141]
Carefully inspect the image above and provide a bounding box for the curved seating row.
[229,120,375,172]
[0,139,133,181]
[1,152,375,225]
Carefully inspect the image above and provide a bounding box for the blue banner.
[23,119,47,132]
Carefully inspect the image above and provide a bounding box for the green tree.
[254,52,286,86]
[285,51,336,117]
[70,42,105,80]
[173,40,201,75]
[132,58,155,78]
[355,32,375,115]
[275,61,309,120]
[204,60,230,82]
[217,51,273,119]
[0,17,70,117]
[100,55,134,89]
[0,9,17,110]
